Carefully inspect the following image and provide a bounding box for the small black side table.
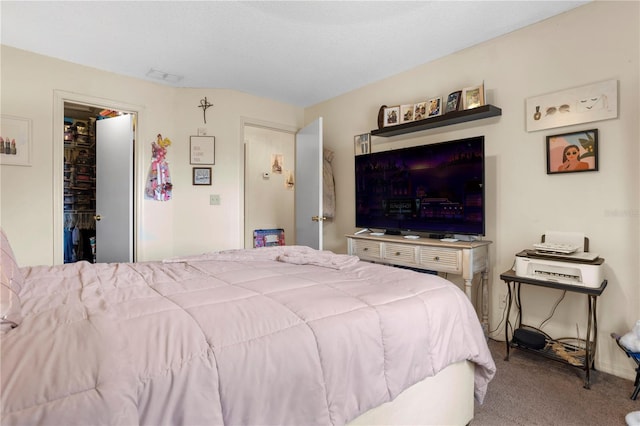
[500,269,607,389]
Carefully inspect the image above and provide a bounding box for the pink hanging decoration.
[145,134,173,201]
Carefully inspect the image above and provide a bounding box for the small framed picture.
[0,115,32,166]
[462,84,485,110]
[400,104,414,123]
[414,102,427,120]
[190,135,215,165]
[271,154,283,174]
[444,91,462,114]
[427,97,442,117]
[354,133,370,156]
[546,129,598,174]
[383,106,400,127]
[193,167,212,185]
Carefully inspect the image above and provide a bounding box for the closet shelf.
[371,104,502,138]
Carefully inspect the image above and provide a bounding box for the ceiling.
[1,1,589,107]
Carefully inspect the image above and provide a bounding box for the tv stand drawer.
[419,247,461,273]
[383,243,418,266]
[351,239,382,260]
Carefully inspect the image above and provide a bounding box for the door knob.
[94,214,102,221]
[311,216,327,222]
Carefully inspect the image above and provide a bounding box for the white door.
[95,115,134,263]
[295,118,323,249]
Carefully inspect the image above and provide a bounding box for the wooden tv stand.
[346,233,492,332]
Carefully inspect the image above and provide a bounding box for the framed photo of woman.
[546,129,598,174]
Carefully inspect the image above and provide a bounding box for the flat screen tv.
[355,136,485,236]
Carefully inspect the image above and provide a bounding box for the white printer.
[514,231,605,289]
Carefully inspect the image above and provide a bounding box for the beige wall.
[0,48,303,264]
[1,1,638,380]
[306,1,639,380]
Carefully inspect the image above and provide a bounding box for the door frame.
[52,90,142,264]
[240,117,297,248]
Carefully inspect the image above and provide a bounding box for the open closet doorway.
[244,124,296,248]
[57,97,136,264]
[243,118,324,250]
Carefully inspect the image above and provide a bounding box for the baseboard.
[598,359,636,382]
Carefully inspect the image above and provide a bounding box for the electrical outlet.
[209,194,221,205]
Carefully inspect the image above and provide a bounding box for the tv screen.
[355,136,485,236]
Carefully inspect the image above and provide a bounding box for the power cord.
[539,290,566,329]
[489,299,507,334]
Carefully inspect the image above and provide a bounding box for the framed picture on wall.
[192,167,212,185]
[526,79,617,132]
[0,115,32,166]
[546,129,598,174]
[190,135,215,165]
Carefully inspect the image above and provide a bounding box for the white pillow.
[1,227,24,333]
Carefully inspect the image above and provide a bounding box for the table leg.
[504,280,513,361]
[464,277,472,300]
[481,270,489,335]
[584,295,597,389]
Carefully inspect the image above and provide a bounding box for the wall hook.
[198,97,213,124]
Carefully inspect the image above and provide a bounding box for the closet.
[63,103,124,263]
[63,104,96,263]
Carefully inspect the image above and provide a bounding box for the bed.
[1,229,495,425]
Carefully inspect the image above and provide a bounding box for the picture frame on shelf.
[400,104,414,123]
[192,166,212,185]
[444,91,462,114]
[383,106,400,127]
[427,97,442,117]
[354,133,370,156]
[377,105,387,129]
[414,102,427,120]
[462,84,485,110]
[546,129,598,174]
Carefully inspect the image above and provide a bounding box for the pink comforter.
[1,246,495,425]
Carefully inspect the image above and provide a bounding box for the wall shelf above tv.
[371,104,502,138]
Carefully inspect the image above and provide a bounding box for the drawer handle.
[363,247,369,251]
[395,252,401,256]
[433,256,440,261]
